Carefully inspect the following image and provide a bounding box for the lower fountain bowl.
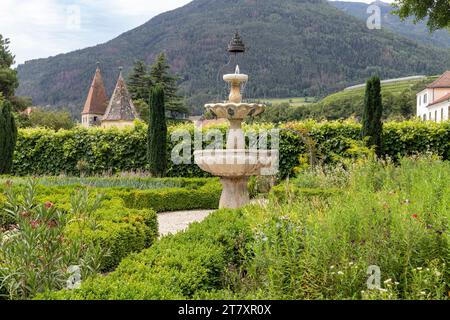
[194,149,275,177]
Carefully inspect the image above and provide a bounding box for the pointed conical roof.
[427,71,450,89]
[102,68,140,122]
[82,64,108,115]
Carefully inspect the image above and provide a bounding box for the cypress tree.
[361,76,383,156]
[0,99,18,174]
[147,85,167,177]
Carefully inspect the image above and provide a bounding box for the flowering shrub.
[0,180,106,300]
[224,156,450,300]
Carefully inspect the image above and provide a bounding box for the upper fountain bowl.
[223,73,248,83]
[205,102,265,121]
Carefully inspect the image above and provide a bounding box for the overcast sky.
[0,0,396,66]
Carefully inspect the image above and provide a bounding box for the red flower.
[44,202,54,209]
[47,220,58,228]
[412,214,418,219]
[20,211,30,219]
[30,220,40,229]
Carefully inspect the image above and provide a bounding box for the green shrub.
[1,183,159,272]
[11,121,450,179]
[64,201,158,271]
[117,182,221,212]
[270,184,341,203]
[0,181,106,299]
[228,156,450,300]
[36,209,252,300]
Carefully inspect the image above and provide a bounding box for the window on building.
[94,116,98,122]
[418,97,421,106]
[435,110,438,122]
[441,108,444,122]
[424,94,427,104]
[423,114,427,121]
[429,112,432,120]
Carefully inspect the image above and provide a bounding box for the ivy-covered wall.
[12,121,450,179]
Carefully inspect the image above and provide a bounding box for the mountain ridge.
[16,0,450,116]
[330,0,450,49]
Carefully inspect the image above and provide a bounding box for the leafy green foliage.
[0,181,106,300]
[117,181,221,212]
[0,99,17,174]
[35,156,450,300]
[24,109,75,131]
[36,209,252,300]
[394,0,450,31]
[224,157,450,300]
[252,77,437,122]
[10,121,450,180]
[0,35,18,99]
[148,85,167,177]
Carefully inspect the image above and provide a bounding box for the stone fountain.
[194,32,274,209]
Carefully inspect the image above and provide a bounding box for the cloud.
[1,0,395,66]
[0,0,191,66]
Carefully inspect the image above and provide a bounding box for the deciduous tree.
[394,0,450,31]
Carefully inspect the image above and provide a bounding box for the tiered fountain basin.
[194,149,275,177]
[205,103,265,120]
[194,69,275,209]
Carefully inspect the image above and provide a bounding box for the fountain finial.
[228,31,246,54]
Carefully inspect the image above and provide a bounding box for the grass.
[320,76,438,105]
[258,97,316,107]
[220,156,450,300]
[0,176,218,190]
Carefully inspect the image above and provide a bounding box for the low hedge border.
[35,209,252,300]
[116,182,221,212]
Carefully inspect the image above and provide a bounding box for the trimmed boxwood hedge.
[35,209,252,300]
[12,121,450,179]
[1,178,221,271]
[116,182,221,212]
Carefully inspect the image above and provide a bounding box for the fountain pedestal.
[220,177,249,209]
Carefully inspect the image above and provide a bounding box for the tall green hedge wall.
[12,121,450,179]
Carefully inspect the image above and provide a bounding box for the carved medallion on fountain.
[194,32,274,209]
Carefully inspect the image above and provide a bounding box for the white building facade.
[417,71,450,122]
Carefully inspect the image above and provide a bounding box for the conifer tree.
[150,53,188,116]
[128,60,152,101]
[0,35,18,99]
[0,98,18,174]
[361,76,383,156]
[147,85,167,177]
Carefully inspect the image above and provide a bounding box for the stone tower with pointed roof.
[101,68,140,129]
[417,71,450,122]
[81,64,109,128]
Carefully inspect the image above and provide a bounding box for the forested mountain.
[330,1,450,49]
[16,0,450,116]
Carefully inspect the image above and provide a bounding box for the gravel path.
[158,210,214,237]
